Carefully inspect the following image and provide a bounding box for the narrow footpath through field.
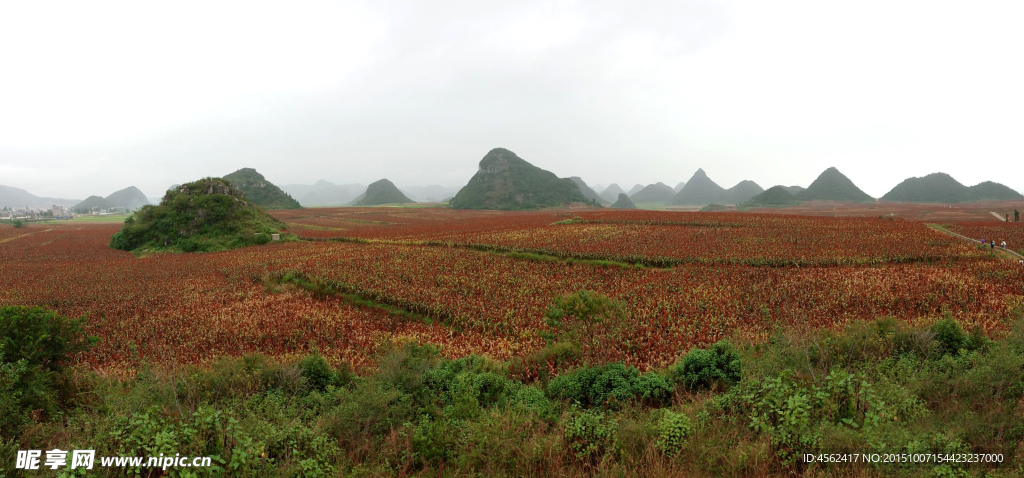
[928,223,1024,261]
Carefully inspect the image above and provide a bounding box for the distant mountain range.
[569,177,609,205]
[673,169,764,205]
[0,185,80,209]
[599,184,626,203]
[449,148,587,210]
[71,186,151,213]
[630,182,676,204]
[881,172,1022,203]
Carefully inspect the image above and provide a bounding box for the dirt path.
[991,211,1008,221]
[928,224,1024,261]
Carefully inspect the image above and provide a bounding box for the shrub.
[11,220,23,228]
[545,290,625,340]
[655,410,691,457]
[548,363,672,408]
[672,340,741,390]
[253,233,272,245]
[931,317,967,356]
[564,408,616,463]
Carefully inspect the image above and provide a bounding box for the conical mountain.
[599,184,626,203]
[673,169,726,205]
[611,193,636,209]
[355,179,414,206]
[796,167,873,202]
[627,184,645,196]
[450,148,586,210]
[569,177,608,205]
[105,186,150,210]
[744,186,798,206]
[881,173,970,203]
[223,168,301,209]
[721,180,764,204]
[630,182,675,204]
[673,181,687,193]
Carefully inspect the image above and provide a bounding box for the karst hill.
[450,148,588,210]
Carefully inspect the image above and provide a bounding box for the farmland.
[3,208,1024,477]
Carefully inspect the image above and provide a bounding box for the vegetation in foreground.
[4,299,1024,477]
[109,177,294,253]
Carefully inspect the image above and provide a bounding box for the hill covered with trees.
[109,178,291,252]
[354,179,415,206]
[223,168,301,210]
[796,167,873,202]
[881,173,1022,203]
[611,193,637,209]
[450,148,588,210]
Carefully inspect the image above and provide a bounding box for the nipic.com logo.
[16,449,213,471]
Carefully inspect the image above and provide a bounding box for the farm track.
[928,224,1024,261]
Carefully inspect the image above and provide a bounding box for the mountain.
[629,182,676,204]
[105,186,150,210]
[72,196,116,213]
[109,177,290,253]
[449,148,587,210]
[222,168,301,209]
[0,185,79,209]
[599,184,626,203]
[721,180,764,204]
[782,186,805,195]
[673,182,687,193]
[969,181,1023,201]
[400,185,459,203]
[611,193,637,209]
[355,179,414,206]
[881,173,1023,203]
[284,180,365,206]
[627,184,645,196]
[569,177,608,205]
[744,186,798,206]
[796,167,873,202]
[673,169,726,205]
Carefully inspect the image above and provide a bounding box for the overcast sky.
[1,0,1022,199]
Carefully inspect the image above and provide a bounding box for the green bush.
[0,306,95,438]
[672,340,741,390]
[12,219,23,228]
[548,363,672,408]
[544,290,625,341]
[564,408,616,463]
[297,352,354,392]
[655,410,691,457]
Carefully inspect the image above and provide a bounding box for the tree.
[1016,209,1019,222]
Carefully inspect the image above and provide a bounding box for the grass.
[36,213,132,224]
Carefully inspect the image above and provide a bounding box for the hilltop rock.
[355,179,415,206]
[796,167,873,202]
[109,177,290,252]
[599,184,626,203]
[223,168,301,209]
[611,193,637,209]
[630,182,676,204]
[450,148,586,210]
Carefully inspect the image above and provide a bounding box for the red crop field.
[3,209,1023,375]
[947,221,1024,255]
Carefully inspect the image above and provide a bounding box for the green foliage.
[297,352,354,392]
[796,167,874,202]
[547,363,672,408]
[654,410,691,457]
[109,177,290,252]
[544,290,625,341]
[671,340,741,390]
[11,219,23,228]
[881,172,1023,203]
[0,306,95,438]
[744,185,798,206]
[564,408,616,463]
[450,148,588,210]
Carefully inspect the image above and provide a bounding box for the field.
[4,207,1024,476]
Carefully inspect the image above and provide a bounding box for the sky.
[1,0,1023,199]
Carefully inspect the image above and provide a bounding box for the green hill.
[630,182,675,204]
[611,193,636,209]
[880,173,1022,203]
[673,169,726,205]
[223,168,301,210]
[782,186,805,195]
[744,185,798,206]
[969,181,1023,201]
[355,179,414,206]
[72,196,116,213]
[108,178,291,253]
[796,167,873,202]
[721,180,764,204]
[569,177,608,205]
[450,148,587,210]
[106,186,150,210]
